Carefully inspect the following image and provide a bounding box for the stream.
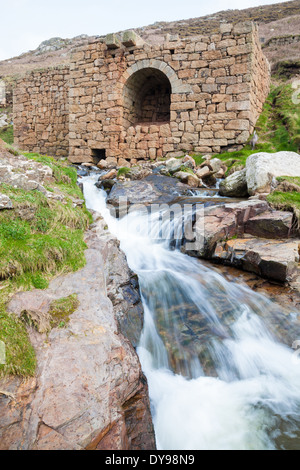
[83,174,300,451]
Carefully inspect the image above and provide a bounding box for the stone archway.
[121,60,192,128]
[123,68,171,127]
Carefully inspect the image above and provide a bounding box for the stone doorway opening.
[91,148,106,164]
[123,68,171,128]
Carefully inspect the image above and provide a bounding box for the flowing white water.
[83,175,300,450]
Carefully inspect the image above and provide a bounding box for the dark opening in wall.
[91,148,106,164]
[170,49,175,55]
[123,67,171,128]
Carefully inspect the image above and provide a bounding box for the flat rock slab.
[245,210,294,239]
[107,174,191,207]
[213,238,300,283]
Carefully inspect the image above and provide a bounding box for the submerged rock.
[107,174,191,208]
[96,179,115,192]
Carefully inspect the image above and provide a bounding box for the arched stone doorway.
[123,68,171,128]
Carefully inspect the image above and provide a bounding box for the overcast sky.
[0,0,292,61]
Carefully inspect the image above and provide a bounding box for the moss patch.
[276,176,300,188]
[49,294,79,329]
[117,167,131,177]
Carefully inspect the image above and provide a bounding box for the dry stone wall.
[0,80,5,106]
[14,67,70,157]
[13,22,270,165]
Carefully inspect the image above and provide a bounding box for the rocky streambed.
[1,143,300,450]
[84,152,300,287]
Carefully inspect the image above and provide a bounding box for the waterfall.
[83,174,300,450]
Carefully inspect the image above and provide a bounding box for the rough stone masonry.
[13,22,270,166]
[0,81,6,106]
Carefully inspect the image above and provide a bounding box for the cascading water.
[83,174,300,450]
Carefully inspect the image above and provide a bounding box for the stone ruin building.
[13,22,270,166]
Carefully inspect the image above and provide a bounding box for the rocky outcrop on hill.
[34,36,88,56]
[0,216,155,450]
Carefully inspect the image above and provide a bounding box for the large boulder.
[246,151,300,195]
[219,169,248,197]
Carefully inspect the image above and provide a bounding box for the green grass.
[0,125,14,146]
[267,191,300,226]
[276,176,300,187]
[0,305,36,377]
[267,177,300,227]
[255,83,300,153]
[117,167,131,177]
[0,154,92,377]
